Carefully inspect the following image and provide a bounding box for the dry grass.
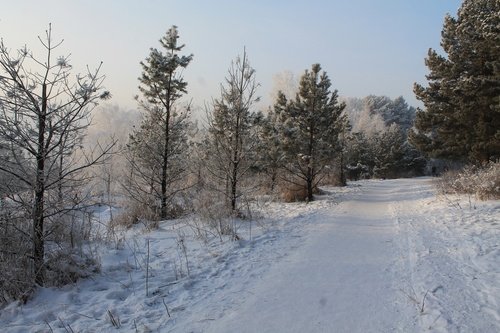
[110,201,158,230]
[281,184,309,203]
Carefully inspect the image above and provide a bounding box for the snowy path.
[1,178,498,332]
[205,181,419,333]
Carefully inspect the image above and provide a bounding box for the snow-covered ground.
[0,178,498,332]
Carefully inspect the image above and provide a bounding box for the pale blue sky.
[1,0,462,113]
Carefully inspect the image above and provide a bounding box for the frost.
[56,56,70,68]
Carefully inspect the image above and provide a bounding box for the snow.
[1,178,498,332]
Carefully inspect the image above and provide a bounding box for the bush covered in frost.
[437,161,500,200]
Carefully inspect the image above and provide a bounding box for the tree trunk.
[161,77,172,220]
[339,145,346,186]
[161,116,169,219]
[230,160,238,212]
[57,138,64,206]
[307,120,315,202]
[230,106,242,212]
[34,83,47,286]
[270,169,277,192]
[230,131,240,212]
[33,188,45,286]
[306,167,314,202]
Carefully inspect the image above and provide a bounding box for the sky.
[0,0,463,116]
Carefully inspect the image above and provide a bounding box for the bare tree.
[0,25,114,288]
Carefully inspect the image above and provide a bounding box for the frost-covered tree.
[204,50,260,212]
[345,95,416,136]
[364,96,415,130]
[275,64,346,201]
[126,26,193,219]
[342,95,424,179]
[269,70,298,102]
[0,25,113,287]
[373,124,426,178]
[345,132,373,180]
[410,0,500,163]
[387,96,416,131]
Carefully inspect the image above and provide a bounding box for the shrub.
[0,217,33,305]
[0,208,102,306]
[45,249,101,287]
[437,161,500,200]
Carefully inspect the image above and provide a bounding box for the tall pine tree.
[409,0,500,163]
[127,26,193,219]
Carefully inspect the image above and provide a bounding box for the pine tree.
[204,50,260,212]
[345,132,373,180]
[373,124,425,178]
[127,26,193,219]
[409,0,500,163]
[255,103,285,192]
[276,64,347,201]
[343,95,425,179]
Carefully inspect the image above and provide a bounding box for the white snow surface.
[1,178,498,332]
